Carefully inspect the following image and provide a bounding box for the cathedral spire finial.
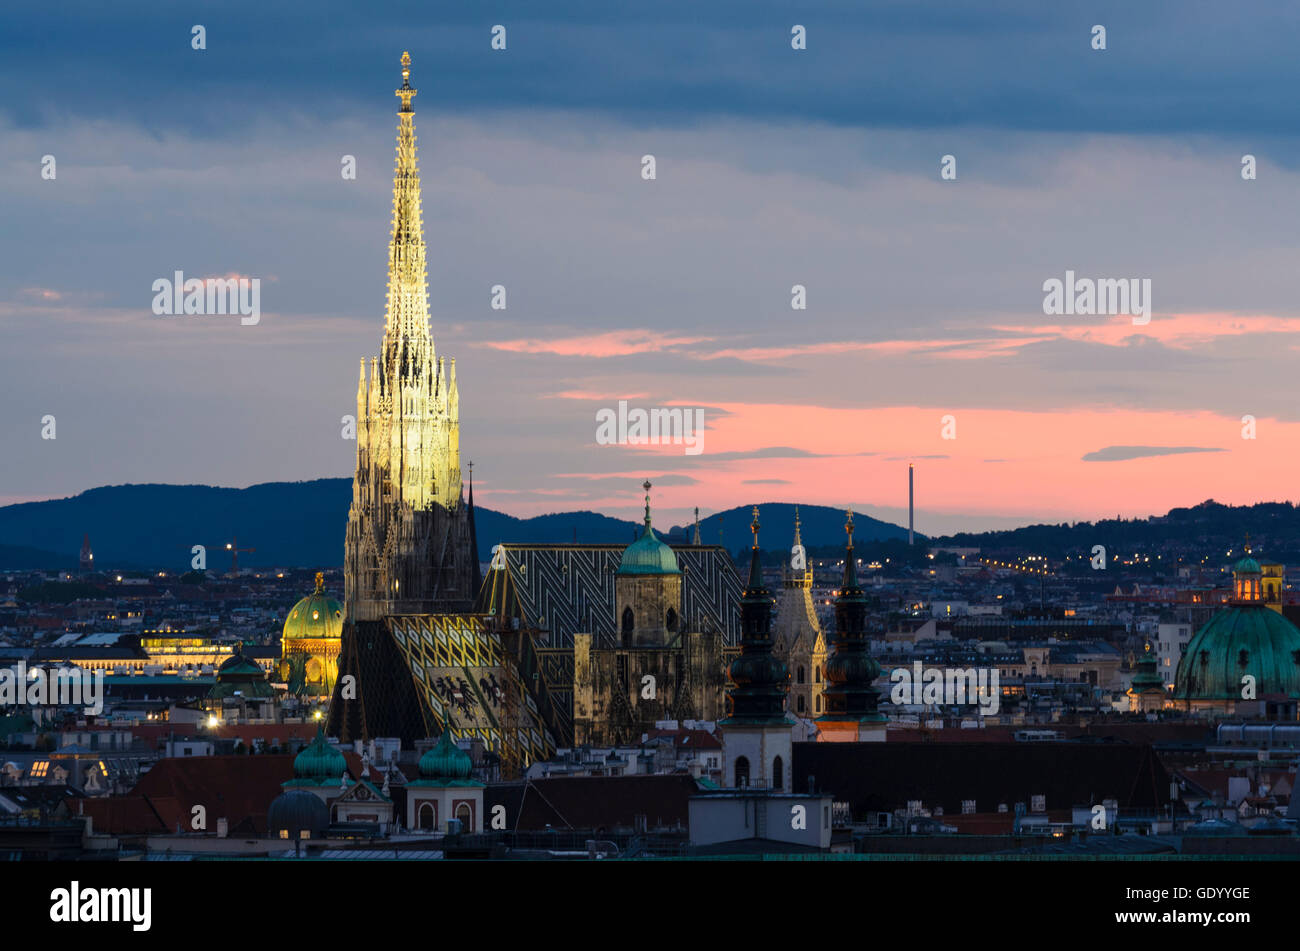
[642,479,653,529]
[793,505,802,547]
[397,51,416,112]
[693,506,701,545]
[751,506,761,549]
[845,509,855,549]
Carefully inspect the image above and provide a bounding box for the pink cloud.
[479,330,712,358]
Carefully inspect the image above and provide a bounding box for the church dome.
[617,481,680,576]
[283,573,344,643]
[1174,607,1300,702]
[419,730,474,780]
[267,789,329,839]
[1233,555,1262,575]
[292,728,347,783]
[618,526,681,576]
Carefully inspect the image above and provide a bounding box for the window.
[797,695,806,713]
[797,666,805,684]
[418,802,435,831]
[815,695,821,712]
[815,666,821,683]
[734,756,750,788]
[772,755,784,790]
[621,607,634,642]
[666,608,677,632]
[455,802,472,829]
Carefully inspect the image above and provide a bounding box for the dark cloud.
[1082,445,1225,462]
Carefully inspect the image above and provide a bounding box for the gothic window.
[815,666,821,683]
[621,607,634,643]
[734,756,750,788]
[797,666,806,684]
[772,756,784,790]
[666,608,678,632]
[815,694,822,712]
[797,696,806,713]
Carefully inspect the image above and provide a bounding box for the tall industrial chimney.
[908,463,914,546]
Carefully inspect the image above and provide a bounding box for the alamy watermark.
[152,270,260,325]
[595,400,704,456]
[1042,270,1151,325]
[0,663,104,716]
[889,663,1000,715]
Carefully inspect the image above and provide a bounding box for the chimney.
[908,463,914,546]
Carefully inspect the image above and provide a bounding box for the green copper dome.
[1233,556,1262,574]
[419,730,474,781]
[290,728,348,784]
[617,482,680,576]
[1174,606,1300,701]
[283,572,344,643]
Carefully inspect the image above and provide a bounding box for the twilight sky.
[3,0,1300,535]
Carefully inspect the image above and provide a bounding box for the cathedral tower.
[344,52,477,619]
[772,508,827,718]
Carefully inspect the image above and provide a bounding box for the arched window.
[455,802,473,830]
[797,666,806,685]
[815,694,821,712]
[734,756,750,788]
[666,608,678,632]
[797,695,806,713]
[815,666,821,683]
[417,802,435,831]
[772,755,784,791]
[621,607,634,644]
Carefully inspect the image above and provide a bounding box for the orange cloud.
[479,330,712,358]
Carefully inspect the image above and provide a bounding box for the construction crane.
[224,536,256,576]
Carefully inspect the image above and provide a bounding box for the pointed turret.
[723,508,789,723]
[692,507,701,545]
[818,511,885,727]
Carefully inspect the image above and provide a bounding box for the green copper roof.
[1233,556,1262,574]
[286,728,348,786]
[1174,605,1300,701]
[1130,645,1165,692]
[618,485,680,575]
[411,731,483,787]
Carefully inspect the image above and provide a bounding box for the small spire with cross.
[396,51,417,112]
[845,508,855,547]
[642,479,654,529]
[751,506,761,548]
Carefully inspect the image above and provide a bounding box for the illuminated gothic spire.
[383,51,433,379]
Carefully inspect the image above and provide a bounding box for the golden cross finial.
[845,508,855,545]
[751,506,760,546]
[314,571,325,594]
[396,51,417,111]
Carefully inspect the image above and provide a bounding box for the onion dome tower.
[816,512,887,741]
[720,508,793,790]
[1174,547,1300,714]
[613,480,683,647]
[283,726,349,793]
[406,730,486,832]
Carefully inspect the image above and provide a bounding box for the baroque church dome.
[1174,554,1300,702]
[283,572,343,643]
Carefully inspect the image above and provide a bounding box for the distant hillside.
[937,499,1300,562]
[0,482,915,571]
[663,503,915,554]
